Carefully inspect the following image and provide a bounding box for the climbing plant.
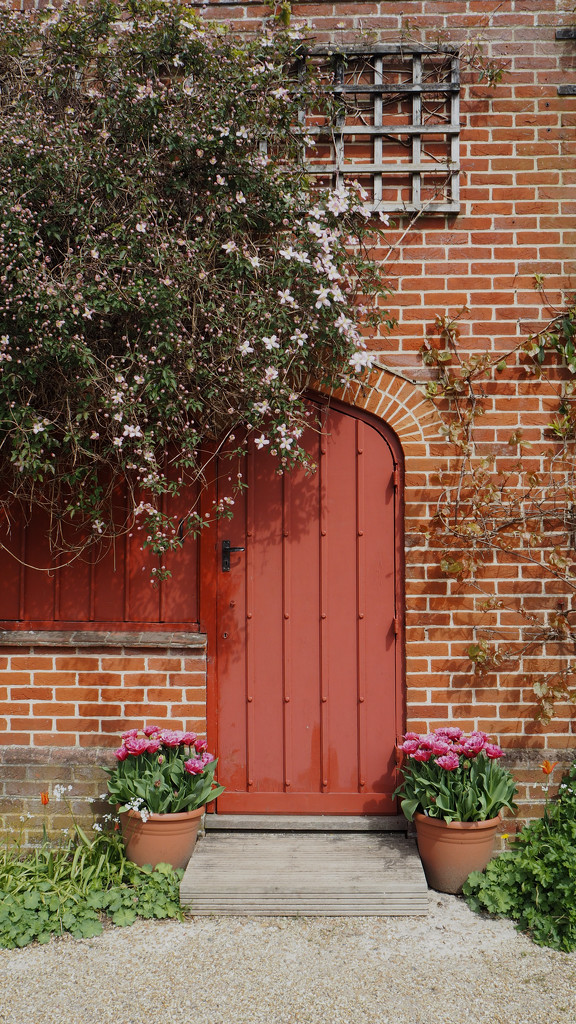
[421,291,576,721]
[0,0,390,563]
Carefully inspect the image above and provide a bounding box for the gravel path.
[0,895,574,1024]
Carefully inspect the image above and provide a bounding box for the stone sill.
[0,629,206,649]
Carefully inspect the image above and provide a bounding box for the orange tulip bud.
[40,791,49,805]
[539,760,559,776]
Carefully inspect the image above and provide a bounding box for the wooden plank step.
[180,831,428,916]
[205,815,409,832]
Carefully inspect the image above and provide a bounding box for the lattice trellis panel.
[300,45,460,215]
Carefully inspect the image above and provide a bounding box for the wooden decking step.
[180,831,428,916]
[204,814,409,832]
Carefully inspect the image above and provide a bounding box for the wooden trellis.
[300,44,461,215]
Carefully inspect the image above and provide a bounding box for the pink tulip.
[435,753,460,770]
[114,746,128,761]
[123,736,149,756]
[485,744,504,759]
[412,749,432,762]
[182,731,198,746]
[431,739,450,756]
[184,758,205,775]
[161,730,185,747]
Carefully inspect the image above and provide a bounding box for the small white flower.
[235,191,246,204]
[262,334,280,350]
[290,329,308,347]
[222,240,238,254]
[239,340,254,355]
[313,287,331,309]
[123,424,143,438]
[216,174,226,185]
[278,289,296,307]
[326,187,350,216]
[135,221,147,233]
[349,350,374,372]
[263,367,279,384]
[255,434,270,449]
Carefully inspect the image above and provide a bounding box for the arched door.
[207,399,403,814]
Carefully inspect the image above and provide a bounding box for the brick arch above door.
[323,367,444,452]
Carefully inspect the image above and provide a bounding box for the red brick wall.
[3,0,576,826]
[0,639,207,747]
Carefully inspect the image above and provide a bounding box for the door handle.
[222,539,245,572]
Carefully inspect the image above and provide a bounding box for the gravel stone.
[0,895,574,1023]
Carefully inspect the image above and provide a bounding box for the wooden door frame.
[199,394,406,810]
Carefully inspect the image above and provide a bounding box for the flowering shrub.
[0,0,390,564]
[394,728,518,823]
[104,726,224,816]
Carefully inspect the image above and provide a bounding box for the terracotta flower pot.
[119,806,205,869]
[414,812,501,894]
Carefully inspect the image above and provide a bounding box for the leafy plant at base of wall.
[0,823,184,948]
[463,761,576,952]
[0,0,391,567]
[420,294,576,721]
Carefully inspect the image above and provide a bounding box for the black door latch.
[222,539,245,572]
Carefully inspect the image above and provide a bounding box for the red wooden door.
[210,400,402,815]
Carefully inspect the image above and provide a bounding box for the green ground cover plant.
[0,807,184,948]
[464,761,576,952]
